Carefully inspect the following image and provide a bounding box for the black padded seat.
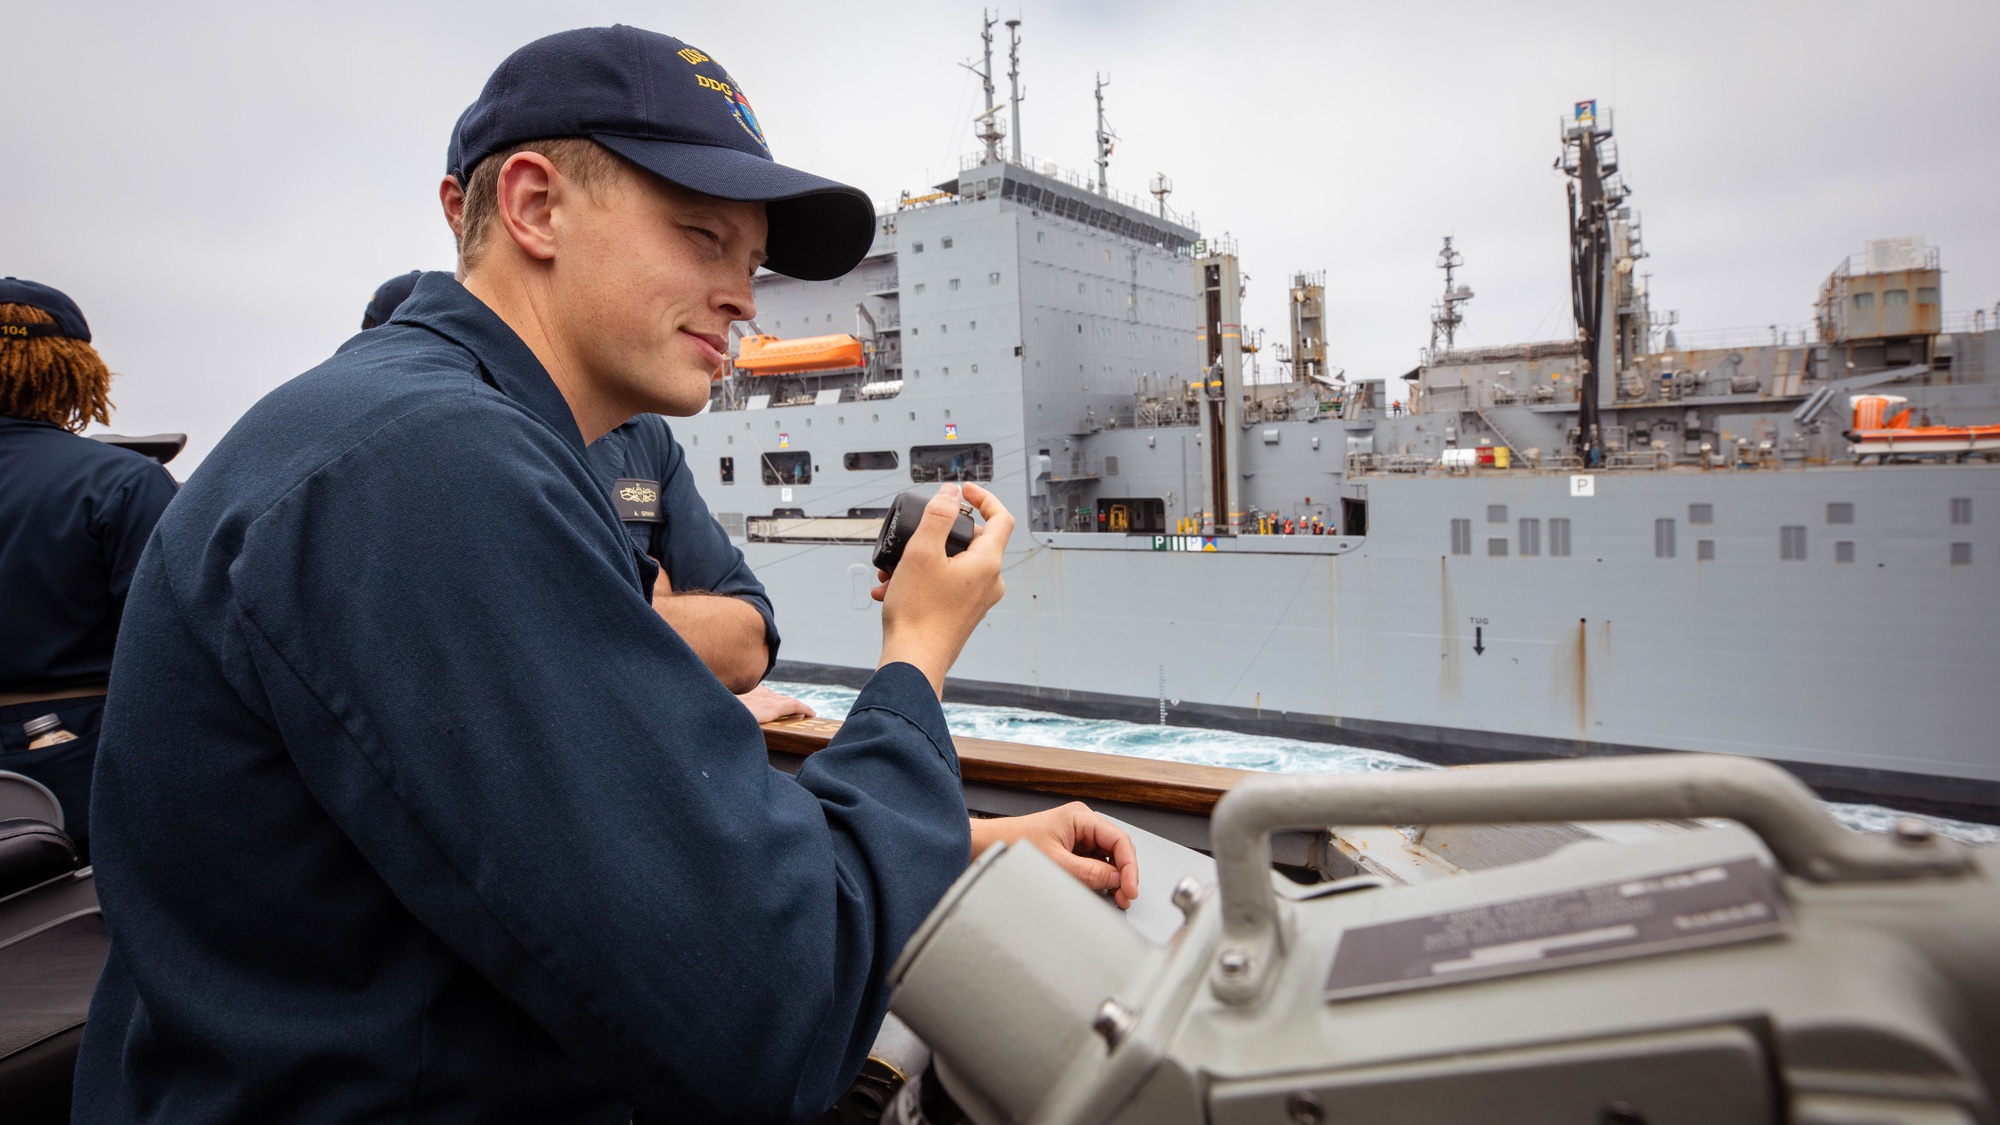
[0,771,64,830]
[0,809,100,1125]
[0,913,107,1124]
[0,820,81,900]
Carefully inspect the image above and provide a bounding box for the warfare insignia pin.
[614,479,663,523]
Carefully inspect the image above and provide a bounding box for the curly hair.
[0,303,112,432]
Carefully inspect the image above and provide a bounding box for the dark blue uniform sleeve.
[653,426,781,670]
[95,456,178,618]
[224,402,967,1120]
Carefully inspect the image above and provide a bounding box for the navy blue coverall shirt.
[0,416,177,852]
[75,274,971,1124]
[587,413,780,673]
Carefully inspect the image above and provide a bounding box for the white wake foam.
[768,681,1999,847]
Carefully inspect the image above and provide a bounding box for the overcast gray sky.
[10,0,1997,474]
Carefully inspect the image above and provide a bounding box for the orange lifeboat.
[732,333,866,376]
[1847,393,2000,461]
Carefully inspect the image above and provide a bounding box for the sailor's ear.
[440,176,466,241]
[492,153,561,262]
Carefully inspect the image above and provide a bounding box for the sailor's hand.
[969,802,1139,910]
[737,683,816,723]
[877,482,1013,697]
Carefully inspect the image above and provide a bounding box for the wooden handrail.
[762,717,1255,816]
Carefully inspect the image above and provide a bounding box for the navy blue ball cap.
[457,25,874,281]
[362,271,423,329]
[445,103,471,183]
[0,277,91,343]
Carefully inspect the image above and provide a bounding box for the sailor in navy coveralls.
[451,113,813,721]
[364,267,808,718]
[77,26,1135,1124]
[0,278,177,860]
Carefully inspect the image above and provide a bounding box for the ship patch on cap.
[678,49,768,154]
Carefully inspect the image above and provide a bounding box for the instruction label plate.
[1323,857,1787,1001]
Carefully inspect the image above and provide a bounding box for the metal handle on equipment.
[1205,755,1973,1005]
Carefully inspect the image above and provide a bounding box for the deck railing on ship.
[759,716,1338,871]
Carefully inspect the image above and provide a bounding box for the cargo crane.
[1561,99,1622,467]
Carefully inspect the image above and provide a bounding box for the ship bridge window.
[1883,289,1909,308]
[1851,292,1875,312]
[719,456,735,484]
[1918,286,1939,305]
[843,450,898,471]
[760,451,811,486]
[909,443,994,482]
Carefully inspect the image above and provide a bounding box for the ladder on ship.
[1473,404,1524,460]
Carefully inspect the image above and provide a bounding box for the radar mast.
[1093,74,1117,193]
[1005,18,1024,163]
[1429,236,1473,354]
[962,11,1006,163]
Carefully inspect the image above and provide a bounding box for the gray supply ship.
[678,22,2000,822]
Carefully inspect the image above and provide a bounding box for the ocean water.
[768,681,2000,848]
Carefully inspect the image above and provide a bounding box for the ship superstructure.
[677,27,2000,821]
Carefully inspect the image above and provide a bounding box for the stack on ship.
[676,24,2000,823]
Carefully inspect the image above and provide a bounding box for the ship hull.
[748,463,2000,822]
